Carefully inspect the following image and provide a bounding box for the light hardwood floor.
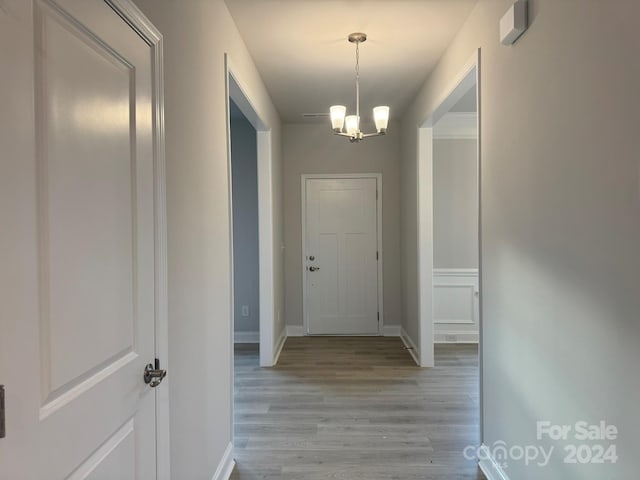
[231,337,484,479]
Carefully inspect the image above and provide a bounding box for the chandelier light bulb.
[345,115,360,136]
[373,106,390,133]
[330,105,346,132]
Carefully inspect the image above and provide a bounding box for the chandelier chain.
[355,41,360,119]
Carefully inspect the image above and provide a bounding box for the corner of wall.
[400,327,420,366]
[272,326,287,365]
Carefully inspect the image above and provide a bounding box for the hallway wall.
[283,123,402,330]
[433,138,478,269]
[131,1,283,478]
[401,0,640,478]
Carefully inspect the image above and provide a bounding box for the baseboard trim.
[272,328,286,365]
[382,325,401,336]
[286,325,305,337]
[478,444,510,480]
[434,332,479,343]
[211,442,235,480]
[287,325,405,337]
[234,331,259,343]
[400,328,420,366]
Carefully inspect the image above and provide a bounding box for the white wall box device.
[500,0,528,45]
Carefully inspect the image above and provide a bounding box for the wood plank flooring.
[231,337,484,479]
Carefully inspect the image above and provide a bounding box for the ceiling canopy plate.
[348,32,367,43]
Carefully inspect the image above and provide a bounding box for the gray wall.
[131,1,284,477]
[433,139,478,269]
[283,123,402,327]
[401,0,640,478]
[231,116,259,333]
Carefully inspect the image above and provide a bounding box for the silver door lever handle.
[144,362,167,388]
[308,266,320,272]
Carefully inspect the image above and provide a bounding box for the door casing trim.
[225,54,277,373]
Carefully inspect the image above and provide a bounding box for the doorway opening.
[225,56,276,368]
[230,100,260,347]
[416,50,481,369]
[432,78,479,347]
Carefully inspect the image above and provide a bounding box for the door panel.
[0,1,158,478]
[305,178,379,335]
[39,2,137,399]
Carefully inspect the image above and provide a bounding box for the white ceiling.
[225,0,478,125]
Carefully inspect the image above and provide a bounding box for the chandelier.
[330,33,389,142]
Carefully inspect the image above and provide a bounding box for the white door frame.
[301,173,384,335]
[104,2,170,477]
[225,55,277,372]
[416,50,481,369]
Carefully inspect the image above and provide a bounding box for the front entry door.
[304,177,380,335]
[0,1,161,478]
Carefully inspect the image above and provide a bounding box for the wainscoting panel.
[433,269,479,343]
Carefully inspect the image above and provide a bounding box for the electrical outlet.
[445,334,457,342]
[241,305,249,317]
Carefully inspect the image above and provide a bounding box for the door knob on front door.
[144,360,167,388]
[309,266,320,272]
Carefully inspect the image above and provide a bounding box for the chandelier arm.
[361,132,385,138]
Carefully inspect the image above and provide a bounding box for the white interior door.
[0,1,161,478]
[304,177,380,335]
